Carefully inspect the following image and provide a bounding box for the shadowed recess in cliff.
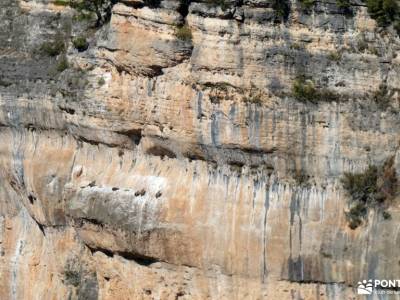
[87,246,160,266]
[146,145,177,159]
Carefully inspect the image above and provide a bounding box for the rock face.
[0,0,399,299]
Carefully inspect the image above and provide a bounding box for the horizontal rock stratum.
[0,0,399,299]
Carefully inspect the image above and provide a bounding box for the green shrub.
[346,202,367,229]
[39,38,65,57]
[292,76,317,102]
[56,57,69,72]
[379,156,398,200]
[63,0,112,26]
[366,0,400,27]
[342,158,398,229]
[64,270,81,287]
[73,36,89,52]
[63,259,81,287]
[272,0,290,21]
[292,76,340,103]
[328,51,342,62]
[299,0,315,10]
[72,10,95,22]
[337,0,351,9]
[336,0,353,14]
[372,84,393,110]
[175,24,192,41]
[98,77,105,86]
[53,0,70,6]
[342,166,379,229]
[382,211,392,220]
[342,166,379,204]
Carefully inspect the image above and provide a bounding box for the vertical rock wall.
[0,0,399,299]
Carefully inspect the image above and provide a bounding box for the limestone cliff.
[0,0,399,299]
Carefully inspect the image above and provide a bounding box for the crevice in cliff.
[279,278,347,286]
[146,145,176,159]
[97,46,128,53]
[116,128,142,145]
[58,105,76,115]
[76,136,100,147]
[75,134,134,149]
[33,219,46,236]
[86,245,160,266]
[99,55,164,78]
[76,217,105,228]
[28,194,36,204]
[220,145,277,155]
[119,0,162,9]
[178,0,191,19]
[85,244,220,276]
[1,125,280,177]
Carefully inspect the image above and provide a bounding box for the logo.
[356,279,400,295]
[357,279,373,295]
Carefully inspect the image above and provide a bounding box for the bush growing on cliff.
[73,36,89,52]
[175,24,192,41]
[242,84,265,105]
[372,84,394,110]
[56,56,69,72]
[292,76,317,102]
[365,0,400,33]
[73,0,110,26]
[54,0,70,6]
[63,259,82,287]
[64,270,81,287]
[342,157,398,229]
[346,202,368,229]
[342,166,379,229]
[98,77,105,86]
[39,37,65,57]
[291,76,340,103]
[328,50,342,62]
[54,0,113,26]
[342,166,380,204]
[337,0,353,14]
[272,0,290,22]
[337,0,351,9]
[299,0,315,10]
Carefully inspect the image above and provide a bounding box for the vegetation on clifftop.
[366,0,400,29]
[296,0,400,33]
[54,0,113,26]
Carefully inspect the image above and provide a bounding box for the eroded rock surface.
[0,0,399,299]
